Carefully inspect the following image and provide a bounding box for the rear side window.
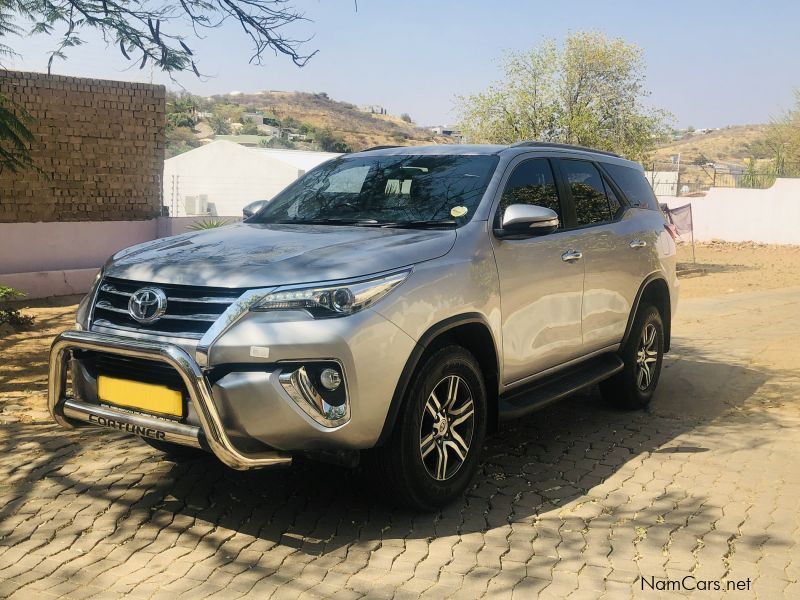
[604,163,660,210]
[559,160,614,226]
[495,159,561,228]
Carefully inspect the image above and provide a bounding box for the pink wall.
[0,220,157,274]
[0,217,240,298]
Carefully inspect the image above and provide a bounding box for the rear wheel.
[600,304,664,409]
[366,345,487,510]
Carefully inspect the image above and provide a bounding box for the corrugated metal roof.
[166,141,340,172]
[252,148,341,171]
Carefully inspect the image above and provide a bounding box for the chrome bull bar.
[48,330,292,470]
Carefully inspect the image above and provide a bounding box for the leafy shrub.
[188,218,230,230]
[0,286,35,331]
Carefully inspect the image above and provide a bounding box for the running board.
[498,353,624,421]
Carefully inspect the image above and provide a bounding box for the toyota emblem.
[128,287,168,324]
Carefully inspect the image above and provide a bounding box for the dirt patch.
[0,300,77,424]
[676,240,800,298]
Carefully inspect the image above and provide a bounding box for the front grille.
[79,351,188,393]
[91,277,245,339]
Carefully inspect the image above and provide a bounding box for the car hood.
[105,223,457,288]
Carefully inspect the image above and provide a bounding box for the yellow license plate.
[97,376,184,417]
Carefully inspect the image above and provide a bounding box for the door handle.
[561,250,583,262]
[629,239,647,249]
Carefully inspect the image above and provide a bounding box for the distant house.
[240,113,281,136]
[360,104,387,115]
[242,112,280,137]
[428,125,464,142]
[162,141,341,216]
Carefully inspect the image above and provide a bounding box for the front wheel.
[600,304,664,409]
[366,345,487,510]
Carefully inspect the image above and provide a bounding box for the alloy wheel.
[636,323,659,390]
[419,375,475,481]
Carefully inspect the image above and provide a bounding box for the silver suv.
[49,143,678,509]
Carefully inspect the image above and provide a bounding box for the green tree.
[207,104,242,135]
[0,0,317,172]
[400,113,413,123]
[207,114,231,136]
[263,136,296,149]
[165,126,201,157]
[456,31,671,162]
[0,95,35,174]
[240,117,261,135]
[166,93,199,129]
[762,90,800,176]
[739,157,775,189]
[315,127,350,153]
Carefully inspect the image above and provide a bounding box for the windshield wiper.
[380,219,458,229]
[275,218,379,226]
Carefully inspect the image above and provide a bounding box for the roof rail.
[510,141,621,158]
[361,145,401,152]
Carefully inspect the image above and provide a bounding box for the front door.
[490,158,586,385]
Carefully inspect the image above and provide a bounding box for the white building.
[163,141,340,217]
[644,170,679,196]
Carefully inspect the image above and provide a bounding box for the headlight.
[76,267,105,330]
[251,269,411,317]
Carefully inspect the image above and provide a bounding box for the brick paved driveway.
[1,287,798,599]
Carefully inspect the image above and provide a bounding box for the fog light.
[320,368,341,390]
[278,361,350,427]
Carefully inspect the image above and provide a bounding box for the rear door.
[490,157,586,384]
[554,159,641,353]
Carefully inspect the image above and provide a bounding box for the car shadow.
[1,339,795,591]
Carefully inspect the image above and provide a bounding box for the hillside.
[652,124,771,167]
[203,91,449,151]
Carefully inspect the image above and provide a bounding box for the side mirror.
[495,204,559,238]
[243,199,269,219]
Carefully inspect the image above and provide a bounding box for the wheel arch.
[375,313,500,446]
[623,274,672,352]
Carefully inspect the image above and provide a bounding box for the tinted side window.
[604,163,659,210]
[495,159,560,228]
[604,180,623,217]
[560,160,613,226]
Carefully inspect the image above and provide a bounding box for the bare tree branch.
[5,0,317,74]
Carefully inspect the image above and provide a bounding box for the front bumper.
[49,330,292,470]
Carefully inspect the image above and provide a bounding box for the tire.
[366,345,487,510]
[140,436,207,461]
[600,304,664,410]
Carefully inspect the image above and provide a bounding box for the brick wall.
[0,70,165,222]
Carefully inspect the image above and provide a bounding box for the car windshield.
[251,154,499,226]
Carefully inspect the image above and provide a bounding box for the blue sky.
[7,0,800,128]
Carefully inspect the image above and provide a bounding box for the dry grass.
[209,91,450,151]
[653,124,770,166]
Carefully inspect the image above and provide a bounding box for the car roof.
[352,142,642,169]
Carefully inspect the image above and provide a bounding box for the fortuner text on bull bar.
[48,330,292,469]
